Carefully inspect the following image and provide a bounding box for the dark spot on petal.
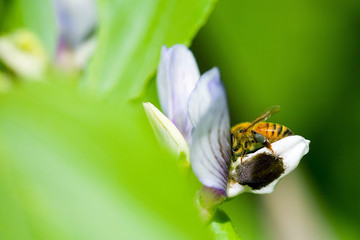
[235,153,285,190]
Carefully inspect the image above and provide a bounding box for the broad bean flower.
[143,44,310,209]
[54,0,97,69]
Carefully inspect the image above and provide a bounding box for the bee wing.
[246,105,281,130]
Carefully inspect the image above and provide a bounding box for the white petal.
[74,37,96,68]
[227,135,310,197]
[157,45,200,142]
[143,102,190,164]
[190,79,231,193]
[188,67,223,128]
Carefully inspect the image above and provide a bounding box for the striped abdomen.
[253,122,293,143]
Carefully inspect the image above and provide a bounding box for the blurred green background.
[0,0,359,239]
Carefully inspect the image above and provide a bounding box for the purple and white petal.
[190,77,231,194]
[157,45,200,142]
[228,135,310,197]
[187,67,222,128]
[54,0,98,49]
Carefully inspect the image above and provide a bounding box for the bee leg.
[240,151,246,164]
[263,140,275,155]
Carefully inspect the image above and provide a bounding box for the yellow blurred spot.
[0,29,48,79]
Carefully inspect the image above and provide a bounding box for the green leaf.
[210,210,242,240]
[82,0,217,100]
[0,82,211,239]
[19,0,57,57]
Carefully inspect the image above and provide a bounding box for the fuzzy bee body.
[253,122,293,142]
[231,106,293,162]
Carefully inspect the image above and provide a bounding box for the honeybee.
[231,105,293,163]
